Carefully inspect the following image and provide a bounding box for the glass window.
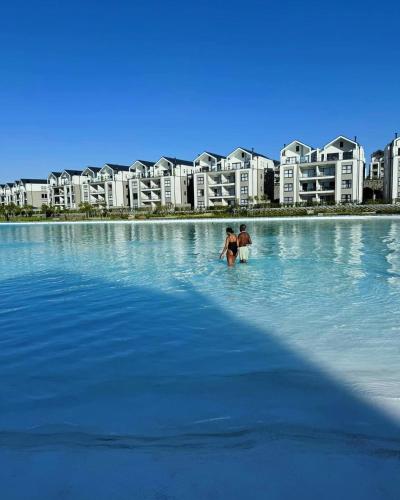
[240,198,248,205]
[284,169,293,178]
[283,197,293,203]
[164,179,171,187]
[341,194,352,202]
[284,183,293,192]
[241,173,248,182]
[240,186,248,194]
[197,176,204,185]
[342,165,352,174]
[198,200,205,207]
[341,180,352,189]
[165,191,171,199]
[197,189,204,197]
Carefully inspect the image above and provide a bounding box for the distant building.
[383,134,400,202]
[193,147,275,208]
[81,164,130,208]
[368,150,385,180]
[48,170,83,210]
[279,136,365,205]
[129,157,194,209]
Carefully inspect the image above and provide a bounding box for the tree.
[78,202,93,219]
[41,204,55,218]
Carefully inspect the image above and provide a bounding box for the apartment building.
[279,136,365,205]
[368,150,385,180]
[81,164,130,208]
[129,157,194,209]
[47,170,83,209]
[383,135,400,202]
[193,148,275,208]
[13,179,49,208]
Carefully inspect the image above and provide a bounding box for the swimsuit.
[227,241,238,256]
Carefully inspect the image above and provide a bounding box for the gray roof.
[63,169,83,176]
[104,163,130,172]
[136,160,155,168]
[162,157,193,167]
[203,151,226,161]
[239,147,270,159]
[20,178,48,184]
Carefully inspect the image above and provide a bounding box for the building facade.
[193,148,275,208]
[368,150,385,180]
[129,157,194,209]
[14,179,49,207]
[48,170,83,210]
[81,164,130,208]
[279,136,365,205]
[383,135,400,202]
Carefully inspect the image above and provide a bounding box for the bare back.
[237,231,252,248]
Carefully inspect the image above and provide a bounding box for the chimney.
[354,136,357,143]
[395,132,398,139]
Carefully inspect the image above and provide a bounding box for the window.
[342,165,352,174]
[41,193,47,199]
[398,148,400,156]
[132,181,137,187]
[240,198,248,205]
[284,197,293,203]
[241,173,248,182]
[339,141,344,148]
[198,200,205,208]
[284,183,293,192]
[164,179,171,187]
[240,186,248,195]
[296,145,300,152]
[197,189,204,197]
[197,176,204,185]
[341,180,352,189]
[341,194,352,202]
[165,191,171,199]
[284,169,293,178]
[183,180,186,185]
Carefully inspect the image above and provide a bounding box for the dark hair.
[226,227,234,234]
[240,224,246,231]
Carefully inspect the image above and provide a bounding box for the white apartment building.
[48,170,83,210]
[13,179,49,208]
[368,150,385,180]
[129,157,194,209]
[193,148,275,208]
[81,164,130,208]
[383,135,400,202]
[280,136,365,205]
[0,179,48,208]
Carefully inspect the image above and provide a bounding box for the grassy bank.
[1,204,400,223]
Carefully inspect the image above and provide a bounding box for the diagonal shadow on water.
[0,270,399,461]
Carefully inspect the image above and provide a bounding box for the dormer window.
[339,141,344,148]
[241,152,245,158]
[296,146,300,152]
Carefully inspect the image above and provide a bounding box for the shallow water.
[1,218,400,499]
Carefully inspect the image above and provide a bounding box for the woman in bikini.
[219,227,238,267]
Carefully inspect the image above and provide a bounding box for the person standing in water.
[220,227,238,267]
[237,224,252,263]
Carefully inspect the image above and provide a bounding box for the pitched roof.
[136,160,155,168]
[162,157,193,166]
[104,163,130,172]
[50,171,61,177]
[20,178,48,184]
[239,147,270,159]
[63,169,83,176]
[203,151,226,161]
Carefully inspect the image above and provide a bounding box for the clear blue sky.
[0,0,398,181]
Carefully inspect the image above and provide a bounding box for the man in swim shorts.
[237,224,252,263]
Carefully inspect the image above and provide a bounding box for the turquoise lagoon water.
[1,218,400,499]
